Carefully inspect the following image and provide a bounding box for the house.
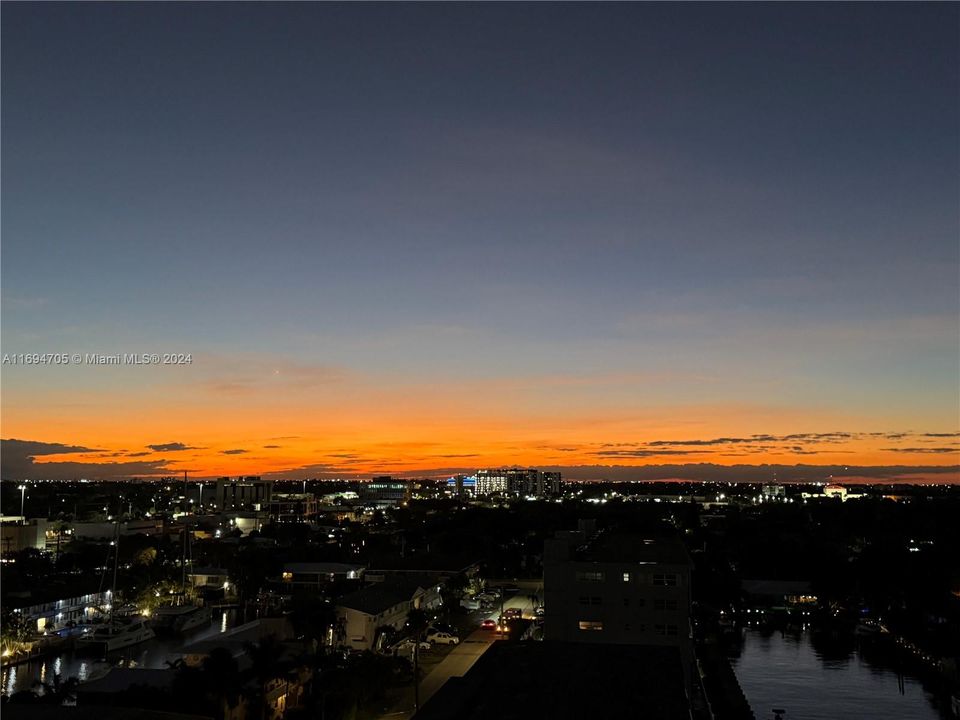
[281,562,366,587]
[334,580,434,651]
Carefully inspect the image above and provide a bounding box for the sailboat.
[77,517,156,653]
[151,472,212,636]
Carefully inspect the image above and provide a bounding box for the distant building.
[359,477,408,506]
[447,475,476,500]
[474,469,561,497]
[824,484,848,501]
[762,484,786,501]
[267,493,318,523]
[538,471,563,498]
[475,469,510,495]
[214,477,273,510]
[1,518,47,554]
[543,524,693,693]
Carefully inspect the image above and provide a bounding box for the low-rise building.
[281,562,365,587]
[335,581,434,651]
[1,517,47,554]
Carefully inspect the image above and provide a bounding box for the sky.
[2,3,958,482]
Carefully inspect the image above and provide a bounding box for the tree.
[1,608,33,659]
[244,635,287,720]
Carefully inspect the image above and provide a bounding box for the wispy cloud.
[147,442,201,452]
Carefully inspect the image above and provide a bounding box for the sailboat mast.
[181,471,188,599]
[110,511,119,627]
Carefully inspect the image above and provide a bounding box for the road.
[379,587,540,719]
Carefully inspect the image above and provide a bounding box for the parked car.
[460,598,481,610]
[426,629,459,645]
[392,638,431,655]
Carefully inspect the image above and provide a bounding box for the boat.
[76,617,156,653]
[75,516,155,654]
[149,472,212,637]
[150,604,212,635]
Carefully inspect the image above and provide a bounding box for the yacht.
[150,604,212,635]
[77,617,156,653]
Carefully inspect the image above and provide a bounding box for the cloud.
[262,445,282,449]
[1,438,175,481]
[594,449,698,458]
[2,439,102,456]
[221,449,248,455]
[146,442,201,452]
[535,464,960,483]
[881,447,960,454]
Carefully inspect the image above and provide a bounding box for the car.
[481,619,498,630]
[503,608,522,620]
[426,630,459,645]
[392,638,431,655]
[429,622,457,635]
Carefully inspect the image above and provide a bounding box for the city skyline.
[2,4,958,482]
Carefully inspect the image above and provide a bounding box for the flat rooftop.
[570,531,691,566]
[414,641,689,720]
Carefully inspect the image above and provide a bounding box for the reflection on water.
[730,628,948,720]
[1,610,236,697]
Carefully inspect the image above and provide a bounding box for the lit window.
[622,572,631,582]
[578,620,603,631]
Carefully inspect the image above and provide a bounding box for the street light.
[17,484,27,524]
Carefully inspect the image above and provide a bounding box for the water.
[1,610,237,697]
[730,627,950,720]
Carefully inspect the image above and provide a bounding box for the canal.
[1,609,238,697]
[730,627,952,720]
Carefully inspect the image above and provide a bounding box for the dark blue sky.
[2,3,958,477]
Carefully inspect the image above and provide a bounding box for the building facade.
[543,525,693,691]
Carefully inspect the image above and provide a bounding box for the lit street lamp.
[17,484,27,524]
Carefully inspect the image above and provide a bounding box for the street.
[379,586,540,719]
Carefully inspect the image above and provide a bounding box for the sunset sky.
[2,4,958,482]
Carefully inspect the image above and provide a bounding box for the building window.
[653,573,678,587]
[654,599,678,611]
[622,572,631,582]
[579,596,590,605]
[623,598,630,607]
[654,624,679,637]
[578,621,603,631]
[591,596,602,605]
[576,571,605,583]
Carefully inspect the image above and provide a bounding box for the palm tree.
[243,634,287,720]
[201,647,243,720]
